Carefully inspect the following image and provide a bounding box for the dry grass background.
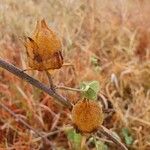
[0,0,150,149]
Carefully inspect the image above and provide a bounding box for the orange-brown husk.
[72,100,103,134]
[24,19,63,71]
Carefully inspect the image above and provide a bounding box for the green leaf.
[90,137,108,150]
[67,129,82,150]
[122,128,133,146]
[80,81,100,100]
[95,141,108,150]
[90,56,101,72]
[91,56,99,66]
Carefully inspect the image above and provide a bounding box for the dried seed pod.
[24,19,63,71]
[72,99,104,134]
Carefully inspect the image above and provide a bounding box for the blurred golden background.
[0,0,150,149]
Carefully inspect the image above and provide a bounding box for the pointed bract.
[24,19,63,71]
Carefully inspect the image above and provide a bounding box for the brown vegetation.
[0,0,150,149]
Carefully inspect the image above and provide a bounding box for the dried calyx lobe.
[24,19,63,71]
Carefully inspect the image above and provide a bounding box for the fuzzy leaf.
[67,129,82,149]
[80,81,100,100]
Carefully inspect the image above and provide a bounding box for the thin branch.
[32,126,73,143]
[98,125,128,150]
[81,135,87,150]
[0,58,73,109]
[56,85,84,92]
[45,70,55,91]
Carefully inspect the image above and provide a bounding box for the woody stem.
[45,71,55,91]
[98,125,128,150]
[56,86,84,92]
[0,58,73,109]
[81,135,87,150]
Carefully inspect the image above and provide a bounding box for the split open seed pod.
[24,19,63,71]
[72,99,104,134]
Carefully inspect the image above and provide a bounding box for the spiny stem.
[0,58,73,109]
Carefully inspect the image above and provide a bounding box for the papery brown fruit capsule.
[24,19,63,71]
[72,99,103,134]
